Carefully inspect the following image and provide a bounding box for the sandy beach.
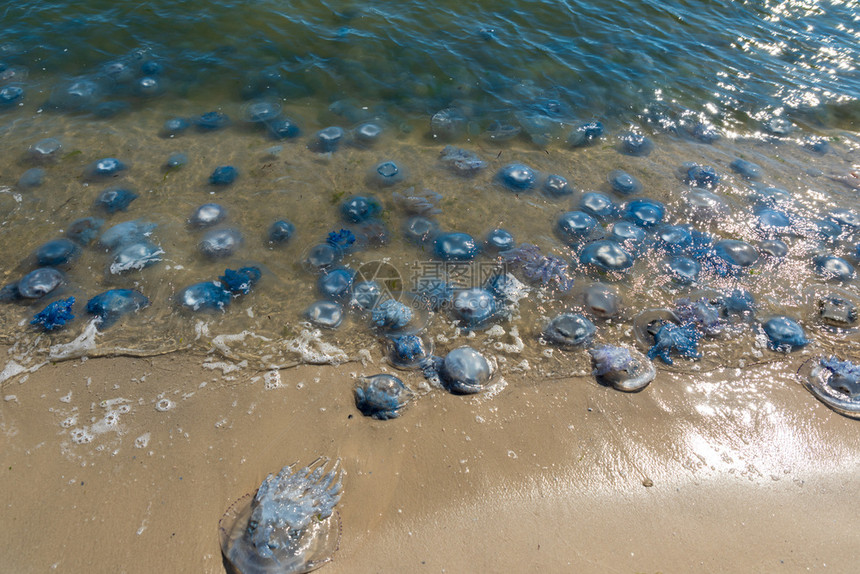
[3,346,860,573]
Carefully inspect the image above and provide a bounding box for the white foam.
[263,370,282,390]
[284,327,348,364]
[49,320,100,360]
[134,433,151,448]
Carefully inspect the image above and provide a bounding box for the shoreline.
[3,349,859,572]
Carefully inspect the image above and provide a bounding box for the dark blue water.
[2,0,859,133]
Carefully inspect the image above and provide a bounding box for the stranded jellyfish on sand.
[220,459,343,574]
[589,344,656,392]
[354,374,415,419]
[800,356,860,419]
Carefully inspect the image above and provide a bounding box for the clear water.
[0,0,859,376]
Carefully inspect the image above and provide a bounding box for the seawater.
[0,0,859,379]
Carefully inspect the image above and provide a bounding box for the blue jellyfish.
[177,282,231,312]
[66,217,104,246]
[403,216,439,246]
[813,255,855,281]
[388,334,431,368]
[624,198,665,228]
[608,170,642,195]
[219,267,262,296]
[580,240,634,272]
[484,228,515,254]
[556,211,598,245]
[730,158,763,181]
[497,163,537,192]
[195,111,230,131]
[305,300,343,328]
[36,239,79,267]
[589,345,656,392]
[440,347,493,394]
[209,166,238,186]
[311,126,345,152]
[268,220,295,243]
[110,241,164,274]
[543,313,596,348]
[686,164,720,187]
[617,132,653,156]
[18,268,63,299]
[189,204,227,228]
[368,160,406,188]
[434,232,480,261]
[568,121,604,147]
[318,268,355,300]
[580,192,618,221]
[543,175,573,198]
[199,228,242,258]
[664,256,701,285]
[303,243,341,272]
[87,289,149,327]
[31,297,75,331]
[452,288,497,327]
[340,196,382,224]
[762,316,808,352]
[354,374,415,420]
[646,322,702,365]
[96,187,138,213]
[372,299,413,331]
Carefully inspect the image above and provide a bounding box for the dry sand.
[2,349,860,573]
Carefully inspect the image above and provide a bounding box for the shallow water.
[0,1,859,382]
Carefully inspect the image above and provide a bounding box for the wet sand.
[3,348,860,573]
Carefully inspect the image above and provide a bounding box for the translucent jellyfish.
[617,132,653,156]
[36,239,79,268]
[663,256,701,285]
[542,174,573,198]
[403,216,439,246]
[689,122,721,143]
[439,346,494,394]
[433,232,479,261]
[583,283,621,318]
[685,164,720,188]
[302,243,341,273]
[110,241,164,274]
[311,126,345,153]
[497,163,537,192]
[305,301,343,328]
[758,239,788,258]
[189,203,227,229]
[242,100,281,123]
[813,255,855,281]
[484,229,515,254]
[430,108,466,140]
[86,289,149,328]
[17,268,64,299]
[607,170,642,195]
[220,267,262,296]
[718,288,756,320]
[567,121,604,147]
[392,188,442,216]
[500,244,575,293]
[816,293,857,327]
[387,334,432,368]
[543,313,596,348]
[0,85,24,107]
[351,281,381,311]
[340,196,381,224]
[95,187,137,213]
[439,146,487,175]
[31,297,75,331]
[100,220,156,250]
[755,208,793,236]
[452,288,497,328]
[66,217,104,246]
[580,192,618,221]
[17,168,45,189]
[28,138,62,162]
[368,160,406,188]
[802,136,829,155]
[86,157,127,179]
[624,198,665,228]
[268,220,295,244]
[317,268,355,301]
[162,117,190,137]
[371,299,412,331]
[580,240,634,272]
[414,278,453,310]
[656,225,693,254]
[684,187,729,221]
[762,316,808,352]
[268,118,301,140]
[800,356,860,419]
[713,239,759,268]
[354,122,383,147]
[354,374,415,420]
[556,211,598,245]
[199,228,242,258]
[219,459,343,574]
[674,297,723,335]
[646,322,702,365]
[210,165,238,186]
[609,220,646,246]
[195,111,230,131]
[589,345,656,392]
[729,158,763,181]
[483,120,521,142]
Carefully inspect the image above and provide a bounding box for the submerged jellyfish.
[195,111,230,131]
[817,293,857,327]
[452,288,497,327]
[100,220,156,250]
[543,313,596,348]
[656,225,693,254]
[646,322,702,365]
[311,126,345,152]
[392,188,442,216]
[110,241,164,274]
[18,168,45,189]
[608,170,642,195]
[219,267,262,296]
[354,374,415,420]
[305,300,343,328]
[500,244,574,293]
[189,203,227,228]
[730,158,763,181]
[268,220,295,244]
[434,232,479,261]
[664,256,701,285]
[801,357,860,419]
[813,255,855,281]
[86,289,148,328]
[624,198,665,228]
[162,117,190,137]
[497,163,537,192]
[617,132,653,156]
[177,282,231,312]
[580,240,634,272]
[414,278,453,310]
[556,211,598,245]
[86,157,127,178]
[685,164,720,187]
[439,346,493,394]
[351,281,381,311]
[439,146,487,175]
[568,121,604,147]
[609,220,646,246]
[340,196,381,224]
[210,165,238,186]
[580,192,618,221]
[96,187,138,213]
[484,229,515,254]
[28,138,62,162]
[354,122,383,146]
[18,268,63,299]
[318,268,355,300]
[371,299,412,331]
[675,298,723,335]
[388,334,432,368]
[484,273,527,305]
[583,282,621,318]
[762,316,808,352]
[368,160,406,188]
[31,297,75,331]
[713,239,759,268]
[543,175,573,198]
[199,228,242,258]
[589,345,656,392]
[36,238,79,267]
[303,243,341,273]
[66,217,103,246]
[219,459,343,574]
